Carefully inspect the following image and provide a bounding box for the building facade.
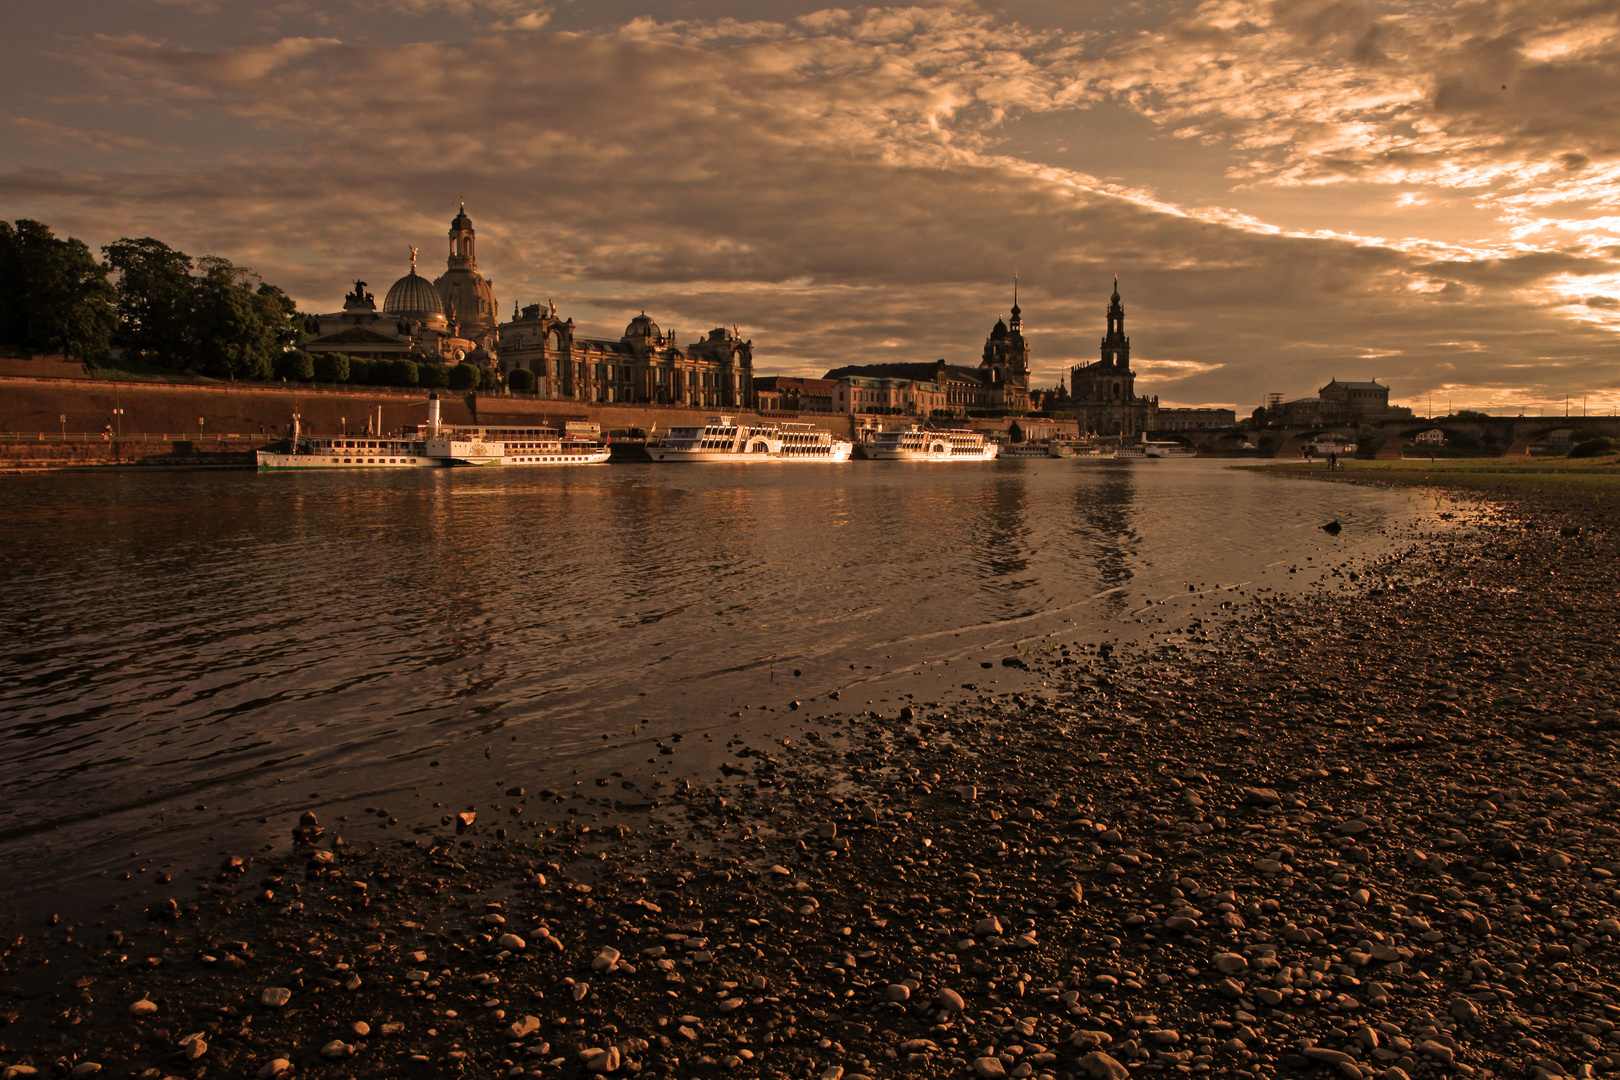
[498,305,756,408]
[1069,279,1159,436]
[304,207,498,366]
[754,376,836,412]
[1274,379,1410,425]
[821,294,1034,417]
[1157,406,1236,430]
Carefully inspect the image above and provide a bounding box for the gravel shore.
[2,481,1617,1080]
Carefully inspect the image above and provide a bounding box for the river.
[0,458,1443,909]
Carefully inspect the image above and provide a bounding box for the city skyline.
[2,0,1617,413]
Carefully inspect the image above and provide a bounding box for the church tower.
[1100,275,1129,368]
[433,202,498,351]
[1068,276,1156,436]
[980,275,1031,408]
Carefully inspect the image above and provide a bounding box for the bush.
[275,350,315,381]
[448,363,481,391]
[1568,437,1620,458]
[419,362,449,388]
[390,358,419,387]
[346,357,371,384]
[481,366,502,391]
[507,367,536,393]
[311,351,349,383]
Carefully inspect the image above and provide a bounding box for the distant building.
[821,291,1034,417]
[831,375,946,417]
[1068,279,1159,436]
[1274,379,1410,424]
[1320,379,1390,412]
[754,376,836,412]
[1157,407,1235,430]
[304,206,498,365]
[498,305,755,407]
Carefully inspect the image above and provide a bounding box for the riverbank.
[1255,456,1620,507]
[1,481,1616,1080]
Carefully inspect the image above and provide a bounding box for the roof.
[823,362,988,385]
[1321,380,1387,391]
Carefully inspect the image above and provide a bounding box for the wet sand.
[2,479,1618,1080]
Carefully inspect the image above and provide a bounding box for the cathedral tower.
[1100,275,1129,367]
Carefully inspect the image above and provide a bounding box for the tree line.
[0,219,511,390]
[0,220,303,379]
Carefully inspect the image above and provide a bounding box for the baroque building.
[821,289,1034,417]
[1068,279,1159,436]
[304,206,498,365]
[498,303,756,407]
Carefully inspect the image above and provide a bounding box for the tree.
[275,350,315,381]
[479,366,501,391]
[191,257,280,379]
[390,359,419,387]
[104,236,195,368]
[312,352,350,383]
[448,363,481,391]
[419,362,450,388]
[0,220,116,362]
[346,357,372,384]
[507,367,536,393]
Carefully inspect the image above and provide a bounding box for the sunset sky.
[2,0,1618,413]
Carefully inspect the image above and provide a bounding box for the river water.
[0,458,1442,908]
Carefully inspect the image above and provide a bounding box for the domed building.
[305,216,496,367]
[433,204,498,350]
[382,262,447,334]
[498,302,755,406]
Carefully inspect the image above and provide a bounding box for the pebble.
[127,997,157,1016]
[937,987,966,1012]
[259,987,291,1007]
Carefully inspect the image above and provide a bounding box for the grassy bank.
[1250,455,1620,505]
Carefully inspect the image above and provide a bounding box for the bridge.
[1157,415,1620,458]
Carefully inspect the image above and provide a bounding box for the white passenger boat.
[646,416,853,462]
[256,395,611,470]
[1049,438,1107,458]
[997,442,1051,459]
[1144,441,1198,458]
[862,426,998,461]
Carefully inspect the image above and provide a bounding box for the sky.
[2,0,1619,414]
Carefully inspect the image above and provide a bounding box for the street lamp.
[112,407,124,437]
[59,414,66,439]
[198,417,205,439]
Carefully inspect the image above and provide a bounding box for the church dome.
[990,318,1008,340]
[451,206,473,233]
[384,270,444,317]
[625,312,661,341]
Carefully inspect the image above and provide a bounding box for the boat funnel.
[427,393,441,429]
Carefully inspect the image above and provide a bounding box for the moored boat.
[646,416,853,462]
[256,395,611,469]
[997,441,1051,459]
[862,426,998,461]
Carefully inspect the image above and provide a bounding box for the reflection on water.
[0,459,1424,886]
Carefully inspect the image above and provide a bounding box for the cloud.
[3,1,1619,411]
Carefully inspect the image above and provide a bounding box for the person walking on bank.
[1328,451,1338,471]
